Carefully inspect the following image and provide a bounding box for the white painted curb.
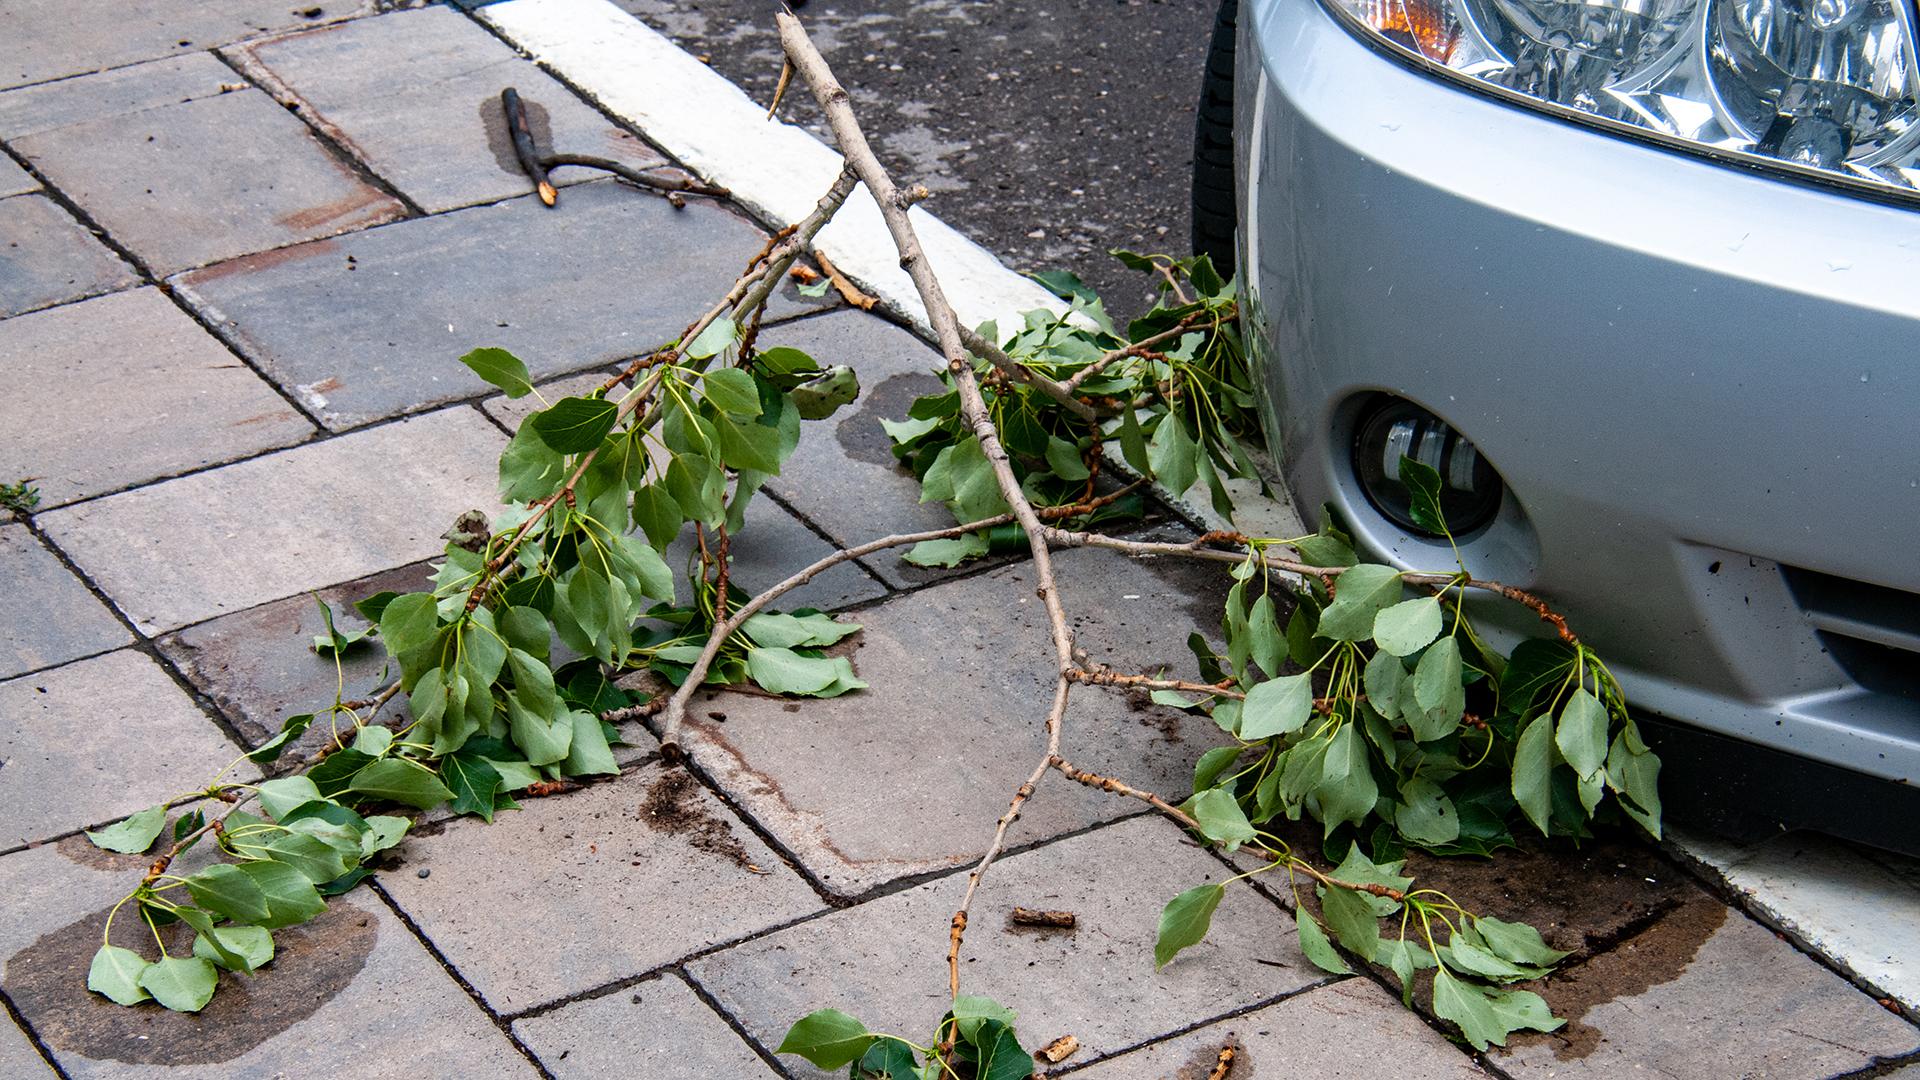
[476,0,1068,338]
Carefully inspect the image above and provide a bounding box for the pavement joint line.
[671,968,803,1080]
[1047,982,1344,1077]
[751,485,903,599]
[471,0,1071,344]
[211,43,430,221]
[0,985,70,1080]
[0,131,336,433]
[364,878,563,1080]
[6,516,264,767]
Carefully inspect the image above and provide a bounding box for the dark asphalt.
[618,0,1218,321]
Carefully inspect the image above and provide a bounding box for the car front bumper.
[1237,0,1920,786]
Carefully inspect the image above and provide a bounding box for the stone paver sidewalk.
[2,4,1917,1079]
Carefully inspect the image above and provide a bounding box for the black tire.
[1191,0,1239,281]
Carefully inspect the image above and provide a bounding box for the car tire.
[1191,0,1239,280]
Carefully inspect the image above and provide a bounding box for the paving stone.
[0,840,538,1079]
[0,288,312,508]
[157,559,660,766]
[674,542,1231,897]
[172,181,810,431]
[1073,978,1488,1078]
[0,54,405,274]
[1492,894,1920,1077]
[0,152,34,197]
[379,761,824,1013]
[1673,829,1920,1015]
[687,815,1321,1075]
[0,1,370,91]
[0,1011,54,1077]
[0,650,251,848]
[512,974,781,1079]
[229,6,670,214]
[38,406,506,634]
[752,310,965,589]
[0,524,129,679]
[0,193,138,316]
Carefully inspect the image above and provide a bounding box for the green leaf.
[707,407,784,474]
[1364,649,1406,721]
[239,860,327,929]
[459,347,535,398]
[86,805,167,854]
[1471,915,1571,968]
[1606,732,1664,839]
[775,1008,876,1069]
[256,776,324,820]
[246,713,315,763]
[969,1019,1031,1080]
[1192,745,1243,792]
[346,759,455,809]
[1315,565,1403,641]
[506,647,558,721]
[746,647,842,696]
[1316,723,1378,829]
[755,345,821,380]
[1330,845,1414,916]
[566,566,610,648]
[360,815,410,856]
[1154,883,1225,968]
[949,995,1018,1043]
[1190,788,1257,849]
[1432,969,1562,1050]
[139,956,219,1013]
[352,725,393,757]
[87,944,152,1006]
[193,925,274,973]
[1394,777,1461,846]
[185,863,271,924]
[1044,436,1090,481]
[904,533,990,568]
[379,592,440,657]
[1398,456,1449,536]
[853,1038,921,1080]
[701,367,762,417]
[1555,688,1609,780]
[1512,714,1555,837]
[1295,909,1352,975]
[564,709,619,776]
[1410,637,1466,741]
[1246,593,1285,676]
[1321,883,1382,961]
[630,483,682,551]
[1118,408,1150,474]
[790,365,860,420]
[239,831,353,884]
[444,753,505,821]
[684,316,738,360]
[1373,596,1443,657]
[1239,673,1314,740]
[1147,414,1198,495]
[506,692,573,765]
[499,422,566,503]
[532,397,619,454]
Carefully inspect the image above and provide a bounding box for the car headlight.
[1330,0,1920,196]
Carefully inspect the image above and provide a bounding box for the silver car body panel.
[1236,0,1920,784]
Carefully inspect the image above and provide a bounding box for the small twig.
[955,325,1097,422]
[540,153,730,199]
[1037,1035,1080,1064]
[142,792,260,886]
[1008,908,1076,928]
[501,88,555,206]
[811,249,878,310]
[766,58,794,118]
[1205,1044,1237,1080]
[1063,309,1222,393]
[1066,669,1242,698]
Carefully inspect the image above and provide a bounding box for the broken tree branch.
[501,88,555,206]
[776,12,1080,1003]
[541,153,731,199]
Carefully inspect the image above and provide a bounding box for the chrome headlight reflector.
[1328,0,1920,195]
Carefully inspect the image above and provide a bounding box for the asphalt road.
[617,0,1219,321]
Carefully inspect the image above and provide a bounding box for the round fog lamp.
[1353,399,1505,537]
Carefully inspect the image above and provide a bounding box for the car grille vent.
[1782,566,1920,700]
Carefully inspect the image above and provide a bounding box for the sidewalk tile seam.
[1048,981,1351,1077]
[0,985,66,1080]
[364,877,561,1080]
[210,45,429,220]
[751,486,898,604]
[0,133,338,433]
[674,968,805,1080]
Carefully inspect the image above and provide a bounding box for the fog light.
[1353,399,1504,537]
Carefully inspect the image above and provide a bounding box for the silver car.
[1193,0,1920,846]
